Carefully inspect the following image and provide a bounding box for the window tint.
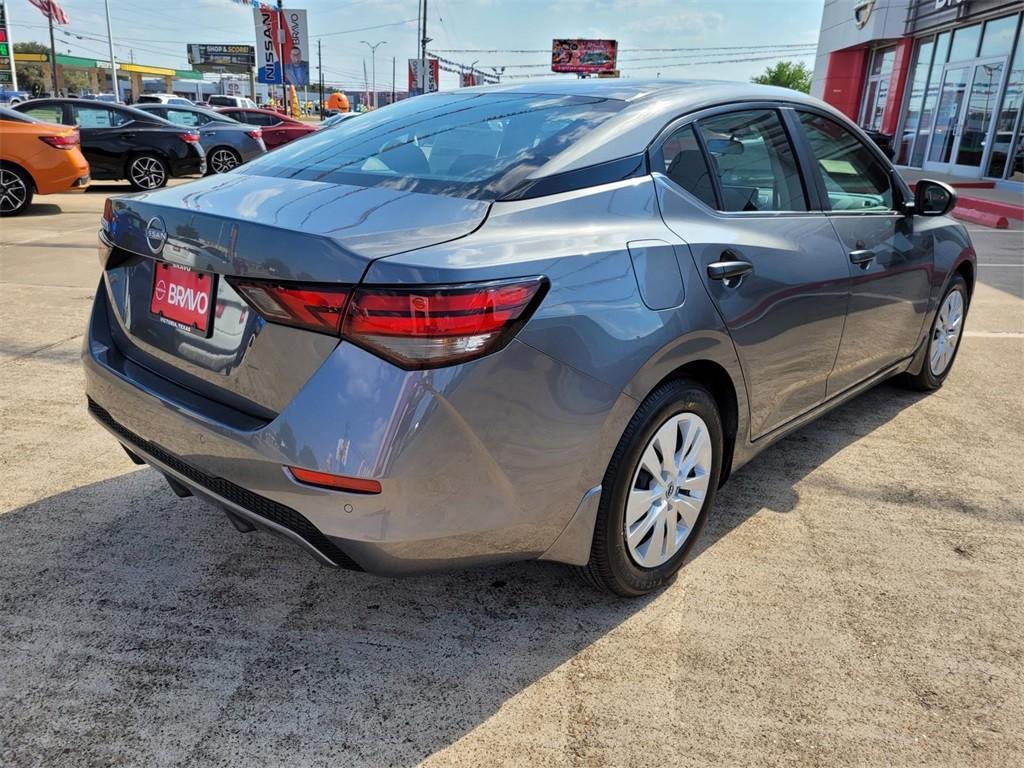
[658,124,717,208]
[243,111,280,126]
[73,106,128,128]
[21,105,65,124]
[241,92,625,200]
[798,112,893,212]
[164,109,201,127]
[696,109,806,212]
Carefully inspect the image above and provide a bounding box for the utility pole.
[391,56,395,105]
[277,0,286,109]
[46,11,58,95]
[317,38,324,119]
[360,40,385,109]
[419,0,431,93]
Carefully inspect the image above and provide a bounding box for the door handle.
[849,249,875,266]
[707,260,753,281]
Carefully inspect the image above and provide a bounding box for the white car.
[136,93,194,106]
[206,95,258,109]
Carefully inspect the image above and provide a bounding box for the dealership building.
[812,0,1023,189]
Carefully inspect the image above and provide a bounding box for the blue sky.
[6,0,824,91]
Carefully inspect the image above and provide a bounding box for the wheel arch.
[0,158,38,192]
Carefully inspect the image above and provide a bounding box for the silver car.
[86,80,974,596]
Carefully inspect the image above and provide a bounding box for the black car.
[12,99,205,190]
[133,103,267,174]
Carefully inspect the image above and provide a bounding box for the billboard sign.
[551,39,618,74]
[253,7,309,85]
[0,1,16,89]
[408,58,439,95]
[187,44,255,73]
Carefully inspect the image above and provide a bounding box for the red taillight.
[179,132,201,144]
[229,281,349,335]
[287,467,381,494]
[343,280,545,367]
[246,128,262,140]
[229,277,546,369]
[39,132,79,149]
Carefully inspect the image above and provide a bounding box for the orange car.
[0,105,90,216]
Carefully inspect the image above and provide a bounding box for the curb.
[951,207,1009,229]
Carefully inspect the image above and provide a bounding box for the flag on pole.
[27,0,70,25]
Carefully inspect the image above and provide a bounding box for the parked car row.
[2,97,341,216]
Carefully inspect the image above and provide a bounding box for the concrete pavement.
[1,184,1022,767]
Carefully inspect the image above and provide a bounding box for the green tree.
[14,41,51,95]
[751,60,812,94]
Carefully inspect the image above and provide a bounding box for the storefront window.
[986,22,1024,179]
[979,14,1019,59]
[911,31,951,166]
[861,46,896,130]
[948,23,982,62]
[897,39,936,164]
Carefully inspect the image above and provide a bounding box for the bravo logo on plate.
[150,263,214,335]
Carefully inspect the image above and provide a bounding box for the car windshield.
[239,92,625,199]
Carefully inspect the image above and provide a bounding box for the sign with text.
[551,39,618,74]
[253,7,309,85]
[408,58,439,94]
[0,2,15,89]
[188,44,255,73]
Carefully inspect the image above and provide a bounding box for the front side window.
[798,112,893,212]
[695,109,807,212]
[73,106,128,128]
[240,92,625,200]
[657,124,717,208]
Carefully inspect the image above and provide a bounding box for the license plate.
[150,262,215,336]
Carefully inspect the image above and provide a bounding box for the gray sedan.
[87,80,973,596]
[133,103,266,173]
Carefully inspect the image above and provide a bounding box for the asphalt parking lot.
[1,183,1022,768]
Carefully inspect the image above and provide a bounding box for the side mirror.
[914,179,957,217]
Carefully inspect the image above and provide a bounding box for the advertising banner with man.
[253,7,309,86]
[551,39,618,74]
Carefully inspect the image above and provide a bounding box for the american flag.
[28,0,71,26]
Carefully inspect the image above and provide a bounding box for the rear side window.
[240,92,625,200]
[242,111,280,126]
[73,106,129,128]
[20,105,65,124]
[658,124,717,209]
[797,112,893,212]
[207,96,231,106]
[696,109,807,212]
[164,109,201,127]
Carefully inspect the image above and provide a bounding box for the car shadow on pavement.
[0,381,926,766]
[17,203,63,217]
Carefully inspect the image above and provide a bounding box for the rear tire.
[0,164,34,217]
[127,154,168,190]
[902,274,968,391]
[578,379,724,597]
[207,147,241,174]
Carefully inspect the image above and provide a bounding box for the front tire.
[127,154,168,190]
[579,379,724,597]
[0,164,34,217]
[903,274,968,391]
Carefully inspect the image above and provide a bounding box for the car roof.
[449,79,849,178]
[14,98,185,127]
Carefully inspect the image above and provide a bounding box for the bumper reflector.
[287,466,382,494]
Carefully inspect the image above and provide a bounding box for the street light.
[361,40,386,109]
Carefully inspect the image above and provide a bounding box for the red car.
[214,107,316,150]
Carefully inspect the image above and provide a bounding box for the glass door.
[924,57,1008,176]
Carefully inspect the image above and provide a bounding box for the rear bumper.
[169,150,206,178]
[83,283,627,574]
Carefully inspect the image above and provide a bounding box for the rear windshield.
[239,92,625,199]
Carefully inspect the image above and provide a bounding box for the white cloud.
[628,10,724,36]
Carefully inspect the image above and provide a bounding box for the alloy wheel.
[129,156,166,189]
[209,149,239,174]
[929,288,964,376]
[0,169,28,214]
[625,412,713,568]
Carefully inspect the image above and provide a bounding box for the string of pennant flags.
[226,0,277,11]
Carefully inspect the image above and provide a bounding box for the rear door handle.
[707,260,753,281]
[849,249,875,266]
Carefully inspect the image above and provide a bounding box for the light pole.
[361,40,385,109]
[469,59,479,87]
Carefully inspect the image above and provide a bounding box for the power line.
[430,44,817,54]
[506,51,818,79]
